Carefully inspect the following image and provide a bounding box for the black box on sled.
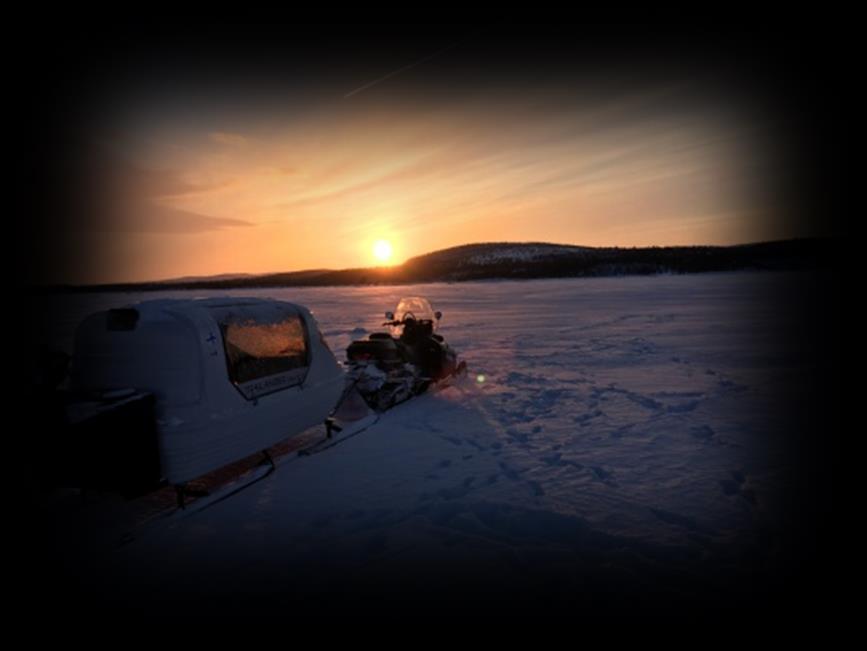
[56,391,162,499]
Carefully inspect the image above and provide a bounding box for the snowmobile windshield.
[394,297,437,324]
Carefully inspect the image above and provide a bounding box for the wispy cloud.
[344,39,462,99]
[79,145,254,234]
[209,131,248,147]
[97,201,254,234]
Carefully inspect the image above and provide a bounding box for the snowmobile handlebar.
[382,309,441,327]
[382,318,429,326]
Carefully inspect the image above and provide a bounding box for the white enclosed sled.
[70,298,344,485]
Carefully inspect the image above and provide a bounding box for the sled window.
[219,312,309,398]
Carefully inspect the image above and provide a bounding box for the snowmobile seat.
[401,318,433,343]
[347,337,402,363]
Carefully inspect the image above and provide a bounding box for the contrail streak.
[343,38,464,99]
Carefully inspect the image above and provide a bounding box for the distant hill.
[153,272,257,284]
[42,239,833,293]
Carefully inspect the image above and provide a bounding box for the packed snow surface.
[46,273,813,607]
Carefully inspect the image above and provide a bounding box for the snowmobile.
[344,297,466,412]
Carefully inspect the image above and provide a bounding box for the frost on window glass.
[220,314,308,396]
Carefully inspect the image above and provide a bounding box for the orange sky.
[45,30,798,284]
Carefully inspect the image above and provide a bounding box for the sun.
[373,239,393,264]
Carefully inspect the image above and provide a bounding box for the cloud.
[68,143,254,234]
[131,165,234,199]
[209,132,248,147]
[98,200,255,234]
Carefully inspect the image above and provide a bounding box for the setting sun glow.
[37,26,808,287]
[373,240,393,264]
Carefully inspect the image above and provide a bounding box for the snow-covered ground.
[38,272,825,617]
